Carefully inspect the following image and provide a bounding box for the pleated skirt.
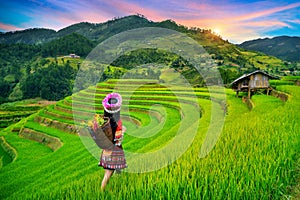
[99,145,127,169]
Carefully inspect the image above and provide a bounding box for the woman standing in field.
[99,93,127,190]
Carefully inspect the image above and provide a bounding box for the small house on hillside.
[64,53,80,59]
[231,70,276,98]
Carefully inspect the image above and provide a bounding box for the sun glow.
[213,28,221,35]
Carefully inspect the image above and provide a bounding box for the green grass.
[0,79,299,199]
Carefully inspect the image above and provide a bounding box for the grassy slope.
[0,80,299,199]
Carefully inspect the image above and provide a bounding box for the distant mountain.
[0,15,292,74]
[0,28,56,44]
[239,36,300,62]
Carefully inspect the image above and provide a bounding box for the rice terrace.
[0,76,299,199]
[0,14,300,199]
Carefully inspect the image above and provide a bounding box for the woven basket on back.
[88,117,114,149]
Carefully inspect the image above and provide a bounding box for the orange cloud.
[22,4,110,31]
[105,0,167,22]
[163,1,300,43]
[0,23,23,32]
[1,0,298,43]
[173,17,292,44]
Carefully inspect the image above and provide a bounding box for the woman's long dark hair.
[103,96,121,142]
[104,110,120,140]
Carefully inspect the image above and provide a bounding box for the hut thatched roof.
[230,70,276,86]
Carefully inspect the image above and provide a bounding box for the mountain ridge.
[239,36,300,62]
[0,15,158,44]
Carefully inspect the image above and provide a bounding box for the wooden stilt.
[248,88,251,99]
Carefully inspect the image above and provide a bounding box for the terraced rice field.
[0,99,53,130]
[0,79,299,199]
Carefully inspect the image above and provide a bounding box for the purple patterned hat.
[102,93,122,113]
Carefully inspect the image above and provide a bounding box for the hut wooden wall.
[249,73,269,89]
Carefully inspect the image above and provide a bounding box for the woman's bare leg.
[101,169,114,190]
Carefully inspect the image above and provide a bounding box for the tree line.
[0,33,95,103]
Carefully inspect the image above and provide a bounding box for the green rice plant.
[0,79,299,199]
[281,76,300,81]
[0,136,17,167]
[270,79,294,87]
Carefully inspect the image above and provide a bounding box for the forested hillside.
[0,15,153,44]
[0,15,298,103]
[41,33,96,57]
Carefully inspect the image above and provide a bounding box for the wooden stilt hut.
[231,70,275,98]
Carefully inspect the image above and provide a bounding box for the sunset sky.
[0,0,299,43]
